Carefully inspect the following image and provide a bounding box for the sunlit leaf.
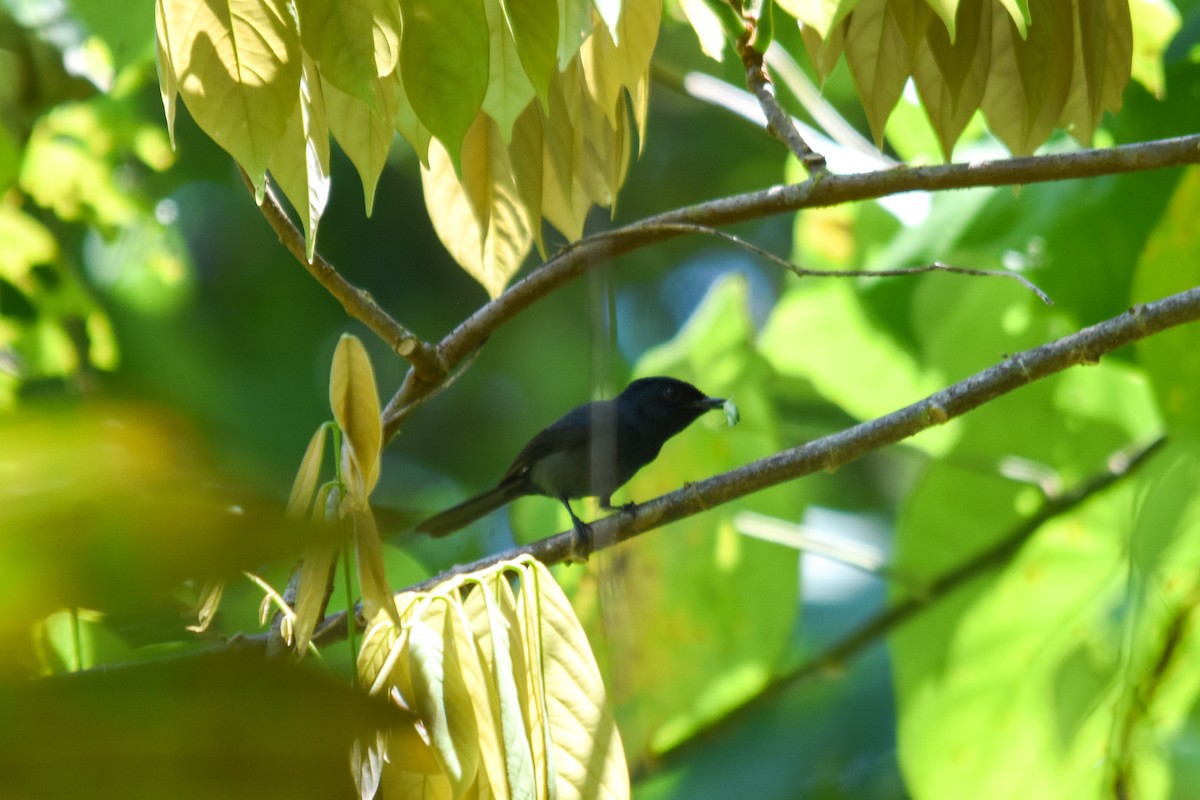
[800,16,847,82]
[286,426,328,519]
[558,0,596,65]
[777,0,857,37]
[422,114,534,298]
[398,0,490,169]
[394,70,433,165]
[526,560,630,799]
[329,333,382,500]
[293,540,340,652]
[267,54,331,258]
[1128,0,1178,98]
[156,0,302,189]
[295,0,400,105]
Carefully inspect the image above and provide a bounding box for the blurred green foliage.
[4,1,1200,799]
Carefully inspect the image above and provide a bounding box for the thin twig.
[617,221,1053,304]
[738,37,829,178]
[249,285,1200,653]
[237,167,443,381]
[636,436,1166,776]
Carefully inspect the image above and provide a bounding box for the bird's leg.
[561,498,592,563]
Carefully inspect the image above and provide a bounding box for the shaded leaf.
[843,0,933,146]
[286,425,329,519]
[483,0,539,141]
[502,0,559,104]
[324,69,400,216]
[558,0,596,65]
[268,54,331,258]
[295,0,400,105]
[913,0,991,159]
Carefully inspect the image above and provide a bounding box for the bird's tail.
[415,477,527,538]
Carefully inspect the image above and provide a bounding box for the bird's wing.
[501,404,593,481]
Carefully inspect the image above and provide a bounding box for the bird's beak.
[697,395,725,411]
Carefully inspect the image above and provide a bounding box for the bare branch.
[280,284,1200,653]
[738,37,829,178]
[238,168,443,381]
[619,222,1053,304]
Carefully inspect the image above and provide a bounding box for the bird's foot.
[567,520,592,564]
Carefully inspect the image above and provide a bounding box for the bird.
[415,377,726,538]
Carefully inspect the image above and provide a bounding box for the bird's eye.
[663,385,678,400]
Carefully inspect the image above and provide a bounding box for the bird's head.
[618,377,725,433]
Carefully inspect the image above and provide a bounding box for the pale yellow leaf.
[526,560,629,800]
[153,0,178,147]
[187,580,224,633]
[422,115,534,297]
[677,0,727,61]
[380,764,453,800]
[286,425,328,519]
[158,0,301,188]
[465,579,538,798]
[359,593,418,691]
[448,598,512,800]
[406,601,482,794]
[268,55,331,259]
[499,573,553,798]
[324,70,399,216]
[980,0,1075,155]
[484,0,539,141]
[581,0,660,126]
[329,333,382,500]
[292,540,339,653]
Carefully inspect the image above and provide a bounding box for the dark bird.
[416,377,725,537]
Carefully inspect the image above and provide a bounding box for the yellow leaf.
[483,0,538,141]
[406,601,482,794]
[422,115,534,298]
[153,0,178,147]
[923,0,961,40]
[324,70,399,216]
[526,561,629,800]
[286,425,328,519]
[447,597,512,800]
[353,508,400,626]
[980,0,1075,155]
[583,0,660,127]
[329,333,382,500]
[268,54,331,259]
[1058,0,1132,146]
[510,105,546,256]
[359,593,418,692]
[157,0,302,188]
[499,573,553,798]
[464,579,538,797]
[677,0,728,61]
[292,540,339,653]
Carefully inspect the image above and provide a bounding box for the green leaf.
[501,0,558,105]
[157,0,302,188]
[557,0,595,65]
[1058,0,1132,146]
[1129,0,1179,98]
[295,0,401,106]
[912,0,991,159]
[775,0,857,37]
[398,0,490,169]
[323,70,399,216]
[1132,167,1200,443]
[483,0,538,141]
[329,333,382,499]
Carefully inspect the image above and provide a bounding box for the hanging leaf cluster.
[154,0,658,295]
[356,556,630,800]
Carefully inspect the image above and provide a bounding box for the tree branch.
[636,435,1166,777]
[738,37,828,177]
[285,284,1200,653]
[238,168,443,381]
[381,134,1200,440]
